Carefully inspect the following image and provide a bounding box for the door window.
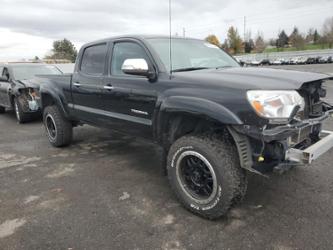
[111,42,150,76]
[80,44,107,75]
[2,68,9,80]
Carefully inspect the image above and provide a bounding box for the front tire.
[14,97,31,123]
[167,134,247,220]
[43,105,73,147]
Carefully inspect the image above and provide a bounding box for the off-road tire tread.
[167,133,246,220]
[43,105,72,147]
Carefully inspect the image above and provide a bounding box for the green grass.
[263,44,331,53]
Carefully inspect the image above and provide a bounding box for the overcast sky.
[0,0,332,61]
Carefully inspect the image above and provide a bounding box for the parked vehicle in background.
[259,59,271,66]
[297,57,308,64]
[319,56,333,64]
[0,63,63,123]
[272,58,283,65]
[306,57,317,64]
[30,35,333,219]
[250,60,261,66]
[290,57,300,65]
[327,56,333,63]
[315,56,322,64]
[239,55,333,67]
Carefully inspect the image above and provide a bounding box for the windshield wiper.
[171,67,210,72]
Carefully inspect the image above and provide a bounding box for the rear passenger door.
[71,43,109,124]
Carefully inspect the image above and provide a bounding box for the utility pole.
[243,16,246,42]
[183,27,186,38]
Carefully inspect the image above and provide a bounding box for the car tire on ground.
[14,97,31,123]
[167,133,247,220]
[231,166,248,206]
[43,105,73,147]
[0,106,5,113]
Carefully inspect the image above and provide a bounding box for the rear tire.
[14,97,31,123]
[43,105,73,147]
[167,133,247,220]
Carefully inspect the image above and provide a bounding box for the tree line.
[33,16,333,62]
[205,16,333,54]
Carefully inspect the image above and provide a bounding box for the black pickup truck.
[35,35,333,219]
[0,63,62,123]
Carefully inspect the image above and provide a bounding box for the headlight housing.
[247,90,305,119]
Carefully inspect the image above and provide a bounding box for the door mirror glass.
[121,58,149,77]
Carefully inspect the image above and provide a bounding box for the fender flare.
[40,89,69,117]
[155,96,243,141]
[159,95,242,123]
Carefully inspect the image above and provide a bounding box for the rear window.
[80,44,107,75]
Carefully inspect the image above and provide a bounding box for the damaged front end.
[16,87,41,113]
[230,79,333,175]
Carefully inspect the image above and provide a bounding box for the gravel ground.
[0,65,333,250]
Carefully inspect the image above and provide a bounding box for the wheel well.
[41,93,55,110]
[162,113,230,149]
[10,95,15,107]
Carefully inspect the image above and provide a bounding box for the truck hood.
[174,67,332,90]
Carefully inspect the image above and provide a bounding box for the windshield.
[12,65,63,80]
[147,38,240,72]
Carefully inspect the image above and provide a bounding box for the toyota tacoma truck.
[35,36,333,219]
[0,63,63,123]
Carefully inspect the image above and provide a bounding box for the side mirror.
[0,76,8,82]
[121,58,151,77]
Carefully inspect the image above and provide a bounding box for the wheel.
[43,105,73,147]
[167,133,247,220]
[14,97,31,123]
[0,106,5,113]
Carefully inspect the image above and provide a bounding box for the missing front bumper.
[285,130,333,164]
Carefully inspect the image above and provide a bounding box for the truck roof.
[84,35,202,46]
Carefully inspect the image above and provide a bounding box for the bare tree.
[221,39,229,51]
[293,34,306,50]
[322,17,333,48]
[255,33,266,53]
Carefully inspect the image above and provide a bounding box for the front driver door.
[101,40,158,138]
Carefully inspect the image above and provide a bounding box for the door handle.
[103,85,114,91]
[73,82,81,87]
